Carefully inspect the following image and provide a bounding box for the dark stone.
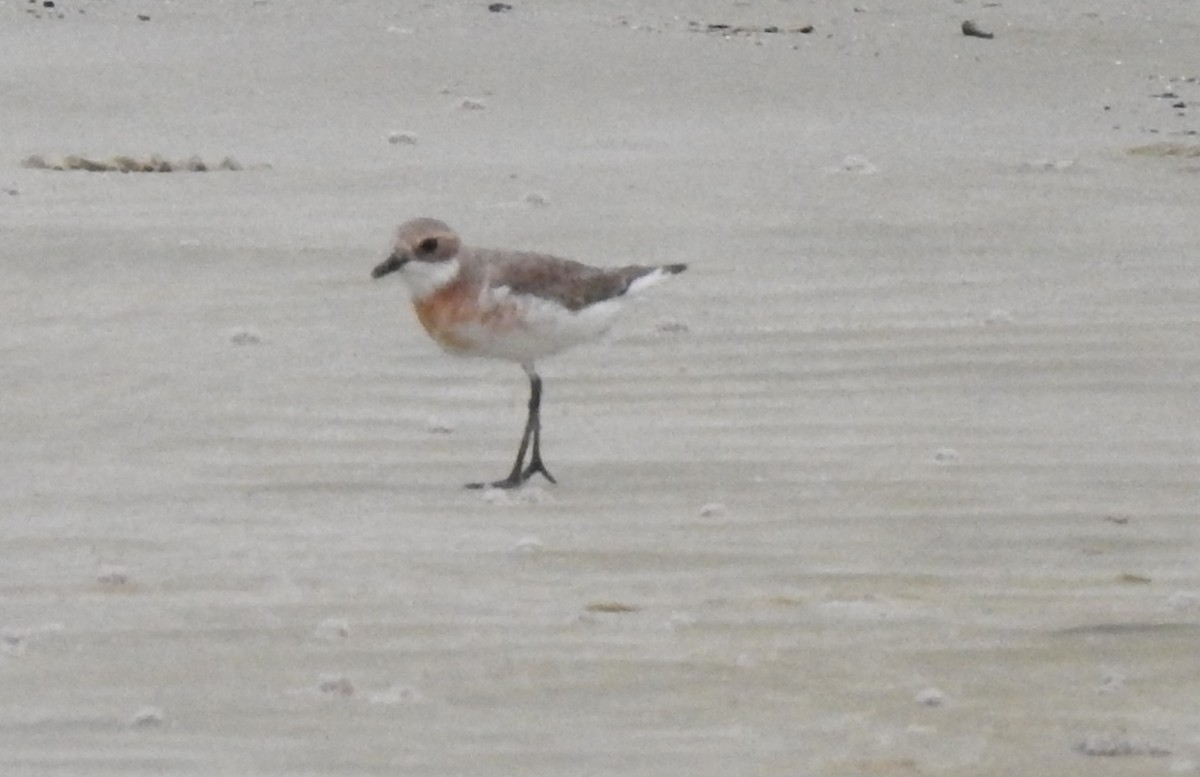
[961,20,994,39]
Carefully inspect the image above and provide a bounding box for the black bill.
[371,252,407,279]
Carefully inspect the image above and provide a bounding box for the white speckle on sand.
[915,687,946,707]
[1166,591,1200,612]
[983,309,1014,325]
[367,684,422,705]
[512,536,544,554]
[1169,758,1197,773]
[129,706,166,728]
[387,131,418,145]
[699,502,726,518]
[318,674,355,697]
[735,652,757,668]
[666,611,696,631]
[1021,158,1078,172]
[481,485,551,505]
[833,154,878,174]
[314,618,350,641]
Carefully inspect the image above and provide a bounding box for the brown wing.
[484,251,661,312]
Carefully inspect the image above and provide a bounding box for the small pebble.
[314,618,350,640]
[1073,733,1171,757]
[318,674,355,697]
[838,154,878,174]
[961,19,994,39]
[655,319,689,334]
[387,131,418,145]
[460,98,486,111]
[523,191,549,207]
[699,502,726,518]
[137,13,150,21]
[129,706,166,727]
[425,416,454,434]
[487,2,512,11]
[933,447,960,464]
[1,629,26,655]
[96,565,130,586]
[512,536,544,554]
[1097,669,1126,694]
[229,328,262,345]
[915,687,946,707]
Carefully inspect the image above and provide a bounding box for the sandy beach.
[2,1,1199,774]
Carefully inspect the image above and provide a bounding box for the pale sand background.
[2,1,1199,774]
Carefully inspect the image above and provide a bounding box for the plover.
[372,217,687,489]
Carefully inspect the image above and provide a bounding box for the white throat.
[400,257,462,300]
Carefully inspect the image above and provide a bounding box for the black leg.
[519,374,556,485]
[466,367,556,489]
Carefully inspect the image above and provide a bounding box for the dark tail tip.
[663,263,688,275]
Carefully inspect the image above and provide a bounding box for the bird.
[371,217,687,489]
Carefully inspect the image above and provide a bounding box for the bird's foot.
[464,458,556,490]
[521,455,556,485]
[465,475,522,490]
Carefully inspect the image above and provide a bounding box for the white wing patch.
[626,267,672,296]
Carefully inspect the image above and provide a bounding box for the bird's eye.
[418,237,439,253]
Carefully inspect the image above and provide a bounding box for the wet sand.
[2,1,1199,774]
